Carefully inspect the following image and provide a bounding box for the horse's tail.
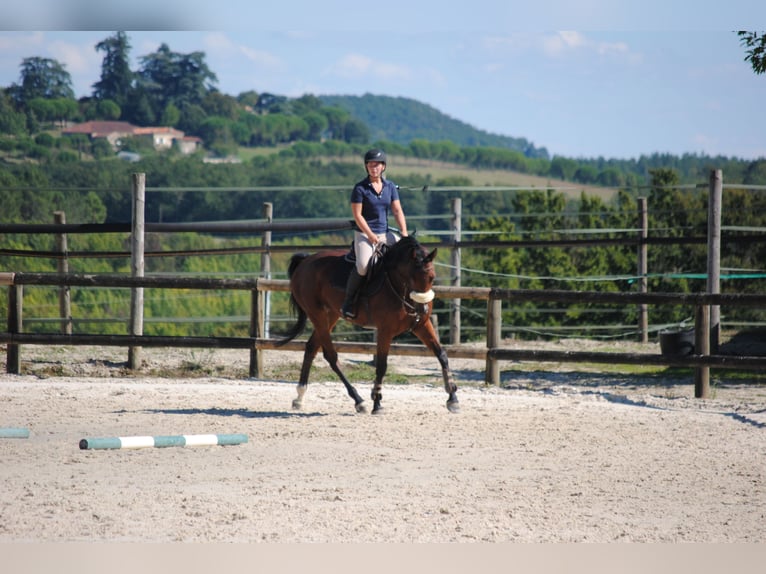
[274,253,310,347]
[287,252,310,280]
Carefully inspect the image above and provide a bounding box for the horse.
[276,235,459,414]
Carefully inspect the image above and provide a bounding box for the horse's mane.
[383,235,423,269]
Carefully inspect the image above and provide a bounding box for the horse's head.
[385,236,438,304]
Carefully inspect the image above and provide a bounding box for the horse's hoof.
[446,400,460,413]
[292,400,303,410]
[355,403,367,414]
[372,406,384,415]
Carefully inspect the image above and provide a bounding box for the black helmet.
[364,149,387,164]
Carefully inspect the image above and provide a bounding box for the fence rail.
[4,271,766,399]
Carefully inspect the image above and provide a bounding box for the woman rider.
[341,148,409,319]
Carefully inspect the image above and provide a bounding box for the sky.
[1,1,765,161]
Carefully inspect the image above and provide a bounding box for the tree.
[122,87,156,125]
[342,117,370,144]
[93,32,134,108]
[236,90,260,109]
[159,103,181,127]
[8,57,74,107]
[573,164,598,184]
[201,91,239,120]
[646,167,706,304]
[0,90,27,134]
[95,99,121,120]
[292,94,323,115]
[254,92,287,114]
[737,31,766,74]
[27,97,78,127]
[301,111,328,141]
[177,104,206,134]
[136,43,217,121]
[549,156,578,181]
[321,106,350,140]
[596,167,624,187]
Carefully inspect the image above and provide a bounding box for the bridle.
[383,245,435,330]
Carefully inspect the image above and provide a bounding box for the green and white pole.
[79,433,248,450]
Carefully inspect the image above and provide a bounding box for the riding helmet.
[364,149,387,165]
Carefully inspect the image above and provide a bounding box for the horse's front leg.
[413,320,459,413]
[435,345,460,413]
[371,349,389,415]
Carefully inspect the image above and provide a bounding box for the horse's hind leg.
[311,324,366,413]
[322,346,366,414]
[292,333,320,410]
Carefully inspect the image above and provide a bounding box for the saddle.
[343,241,389,297]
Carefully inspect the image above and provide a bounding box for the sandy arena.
[1,340,765,543]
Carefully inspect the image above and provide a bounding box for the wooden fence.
[4,271,766,399]
[3,170,766,398]
[3,169,761,350]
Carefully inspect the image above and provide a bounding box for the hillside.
[319,93,550,159]
[316,154,617,201]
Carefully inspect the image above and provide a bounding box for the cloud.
[542,31,588,56]
[49,40,96,75]
[329,53,411,81]
[202,32,238,54]
[422,67,448,88]
[333,54,373,76]
[540,31,640,64]
[0,32,45,52]
[483,31,640,65]
[483,35,532,52]
[239,46,282,68]
[596,41,629,56]
[692,133,717,151]
[201,33,282,70]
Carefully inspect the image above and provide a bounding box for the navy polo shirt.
[350,177,400,234]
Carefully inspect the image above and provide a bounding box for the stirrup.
[341,304,356,319]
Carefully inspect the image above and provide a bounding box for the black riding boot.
[341,269,364,319]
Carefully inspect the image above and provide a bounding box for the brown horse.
[276,235,459,414]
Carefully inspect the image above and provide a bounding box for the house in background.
[132,126,185,150]
[62,121,201,155]
[62,121,137,148]
[177,135,203,155]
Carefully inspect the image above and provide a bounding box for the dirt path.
[1,344,765,542]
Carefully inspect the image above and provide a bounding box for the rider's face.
[366,161,385,176]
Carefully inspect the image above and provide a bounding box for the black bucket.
[659,328,695,356]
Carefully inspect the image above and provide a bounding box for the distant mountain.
[318,93,549,159]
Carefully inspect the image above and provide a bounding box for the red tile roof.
[62,121,138,137]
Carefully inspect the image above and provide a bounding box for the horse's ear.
[425,248,437,262]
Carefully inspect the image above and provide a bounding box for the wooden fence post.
[637,197,648,343]
[694,304,710,398]
[250,287,261,378]
[450,198,462,345]
[54,211,72,335]
[128,173,145,370]
[485,296,501,385]
[6,283,22,374]
[707,169,722,352]
[261,202,272,339]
